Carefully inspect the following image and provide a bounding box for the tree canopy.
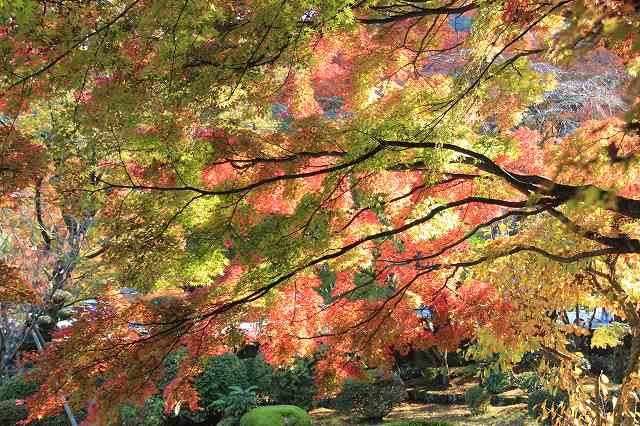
[1,0,640,424]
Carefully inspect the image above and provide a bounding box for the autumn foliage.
[0,0,640,424]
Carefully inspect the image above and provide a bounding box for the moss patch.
[240,405,311,426]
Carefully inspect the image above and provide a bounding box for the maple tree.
[1,0,640,424]
[0,162,102,424]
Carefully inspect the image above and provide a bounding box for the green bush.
[119,395,165,426]
[396,364,423,380]
[423,367,439,381]
[515,371,542,393]
[464,385,491,415]
[0,398,80,426]
[239,405,311,426]
[0,399,28,424]
[195,352,249,414]
[421,367,448,387]
[484,371,511,394]
[384,422,455,426]
[451,364,480,380]
[160,351,316,421]
[158,348,185,390]
[527,389,568,425]
[242,355,274,401]
[162,351,315,421]
[213,385,257,423]
[335,373,407,421]
[0,375,38,400]
[270,357,317,410]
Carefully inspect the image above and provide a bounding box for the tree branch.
[358,2,477,24]
[34,177,52,250]
[4,0,143,91]
[384,139,640,218]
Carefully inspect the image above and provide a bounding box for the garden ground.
[309,367,542,426]
[310,402,537,425]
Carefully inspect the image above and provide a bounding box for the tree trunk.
[613,330,640,425]
[424,347,440,367]
[442,351,450,388]
[32,326,78,426]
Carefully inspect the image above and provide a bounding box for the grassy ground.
[310,402,537,425]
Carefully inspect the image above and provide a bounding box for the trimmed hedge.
[239,405,311,426]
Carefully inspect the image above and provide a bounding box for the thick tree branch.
[384,139,640,218]
[97,144,384,195]
[547,208,640,251]
[384,139,540,194]
[358,2,477,24]
[211,150,346,169]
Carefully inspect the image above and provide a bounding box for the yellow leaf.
[591,322,630,349]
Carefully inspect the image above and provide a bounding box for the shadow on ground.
[310,402,537,425]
